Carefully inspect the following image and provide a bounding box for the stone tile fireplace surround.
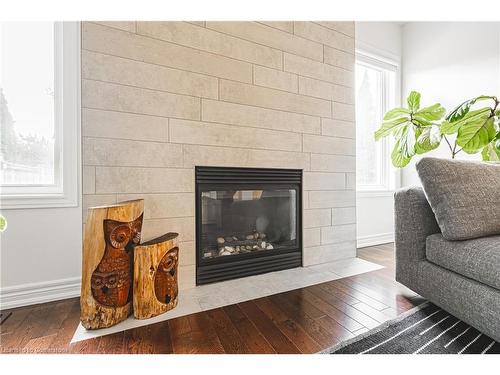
[82,21,356,291]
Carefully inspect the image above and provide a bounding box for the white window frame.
[355,45,401,196]
[0,22,81,209]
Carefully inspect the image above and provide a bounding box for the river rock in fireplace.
[204,231,274,259]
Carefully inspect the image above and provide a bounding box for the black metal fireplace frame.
[195,166,303,285]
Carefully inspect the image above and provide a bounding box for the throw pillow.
[415,157,500,240]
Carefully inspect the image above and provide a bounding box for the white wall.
[355,22,402,247]
[356,22,402,58]
[402,22,500,186]
[0,207,82,307]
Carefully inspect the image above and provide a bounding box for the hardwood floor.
[0,243,425,354]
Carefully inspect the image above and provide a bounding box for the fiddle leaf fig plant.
[375,91,500,167]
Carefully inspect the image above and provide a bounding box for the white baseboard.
[0,277,81,310]
[357,232,394,248]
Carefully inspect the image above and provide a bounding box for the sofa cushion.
[416,157,500,240]
[426,233,500,290]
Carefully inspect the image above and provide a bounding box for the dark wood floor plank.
[0,311,12,325]
[22,300,78,353]
[307,284,380,329]
[42,300,78,338]
[348,270,418,298]
[69,336,101,354]
[355,271,419,304]
[123,325,156,354]
[187,313,226,354]
[253,297,321,353]
[168,315,195,354]
[223,304,276,354]
[238,300,300,354]
[24,303,61,341]
[300,289,364,332]
[150,320,174,354]
[169,313,225,354]
[319,280,389,310]
[352,270,421,308]
[315,315,354,345]
[50,299,81,352]
[338,277,415,312]
[169,315,199,354]
[317,281,364,306]
[336,277,400,308]
[96,332,125,354]
[361,245,391,259]
[270,292,348,349]
[0,333,15,353]
[0,305,34,336]
[23,334,57,353]
[280,289,326,319]
[1,303,58,350]
[205,308,251,354]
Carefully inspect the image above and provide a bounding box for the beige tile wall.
[81,21,356,289]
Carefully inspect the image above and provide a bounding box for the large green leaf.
[440,107,491,135]
[407,91,421,112]
[415,125,442,154]
[399,124,417,158]
[457,116,497,153]
[445,96,495,123]
[481,139,500,161]
[374,117,408,141]
[413,103,446,125]
[391,140,412,168]
[389,124,417,168]
[383,108,410,121]
[440,120,461,135]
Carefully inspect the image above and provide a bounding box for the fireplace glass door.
[196,167,302,284]
[200,188,298,260]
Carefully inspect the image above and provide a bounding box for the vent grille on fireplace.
[196,167,302,184]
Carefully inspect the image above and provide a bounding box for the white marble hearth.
[71,258,383,343]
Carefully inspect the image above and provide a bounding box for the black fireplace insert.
[195,166,302,285]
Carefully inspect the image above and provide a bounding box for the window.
[355,51,399,192]
[0,22,80,208]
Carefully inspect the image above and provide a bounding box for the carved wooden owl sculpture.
[154,247,179,305]
[91,214,143,307]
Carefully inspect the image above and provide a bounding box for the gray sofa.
[395,187,500,342]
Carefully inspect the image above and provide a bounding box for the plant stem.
[451,141,461,159]
[443,135,454,156]
[492,97,499,118]
[453,147,463,158]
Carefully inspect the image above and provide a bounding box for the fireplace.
[195,166,302,285]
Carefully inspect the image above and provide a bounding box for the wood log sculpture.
[80,200,144,329]
[133,233,179,320]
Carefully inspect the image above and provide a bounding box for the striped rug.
[326,302,499,354]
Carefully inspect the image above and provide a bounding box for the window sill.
[0,193,78,210]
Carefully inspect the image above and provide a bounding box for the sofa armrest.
[394,187,441,286]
